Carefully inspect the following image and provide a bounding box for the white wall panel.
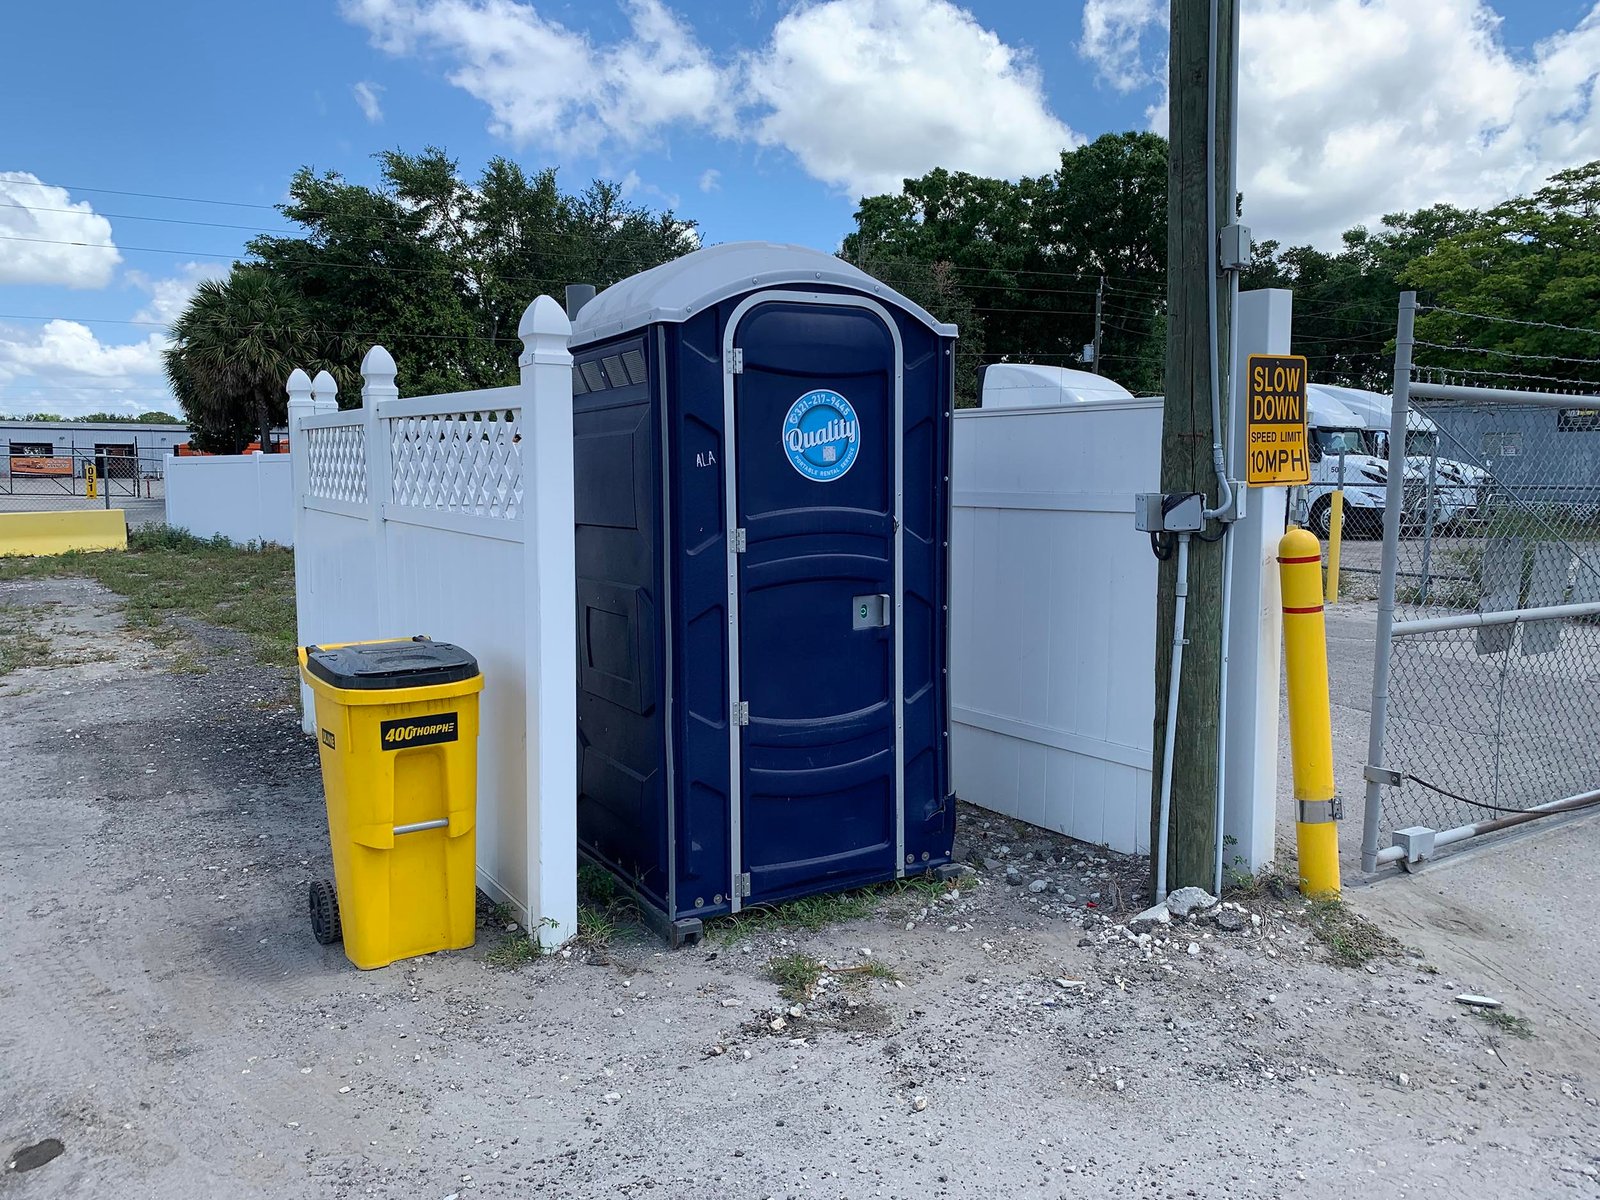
[951,399,1162,854]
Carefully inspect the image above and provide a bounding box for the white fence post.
[288,368,316,732]
[1223,289,1293,877]
[360,349,397,636]
[519,296,577,945]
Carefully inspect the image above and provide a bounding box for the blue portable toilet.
[569,242,958,943]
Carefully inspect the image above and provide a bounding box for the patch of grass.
[766,952,824,1002]
[485,934,541,968]
[1472,1007,1534,1039]
[0,606,57,677]
[575,904,619,948]
[712,872,968,942]
[577,862,620,906]
[1306,896,1401,969]
[0,525,296,669]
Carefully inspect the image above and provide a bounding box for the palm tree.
[164,268,319,453]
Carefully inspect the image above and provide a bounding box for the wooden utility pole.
[1150,0,1237,896]
[1091,275,1106,374]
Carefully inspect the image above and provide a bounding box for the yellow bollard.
[1325,489,1343,604]
[1279,527,1341,897]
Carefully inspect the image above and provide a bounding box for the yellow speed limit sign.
[1245,353,1310,485]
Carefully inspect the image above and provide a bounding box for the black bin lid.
[303,637,479,691]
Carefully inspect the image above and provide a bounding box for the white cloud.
[127,261,232,329]
[1079,0,1600,247]
[352,80,386,123]
[342,0,1076,198]
[746,0,1077,197]
[1078,0,1164,92]
[342,0,734,152]
[0,173,121,289]
[0,320,173,417]
[699,167,721,192]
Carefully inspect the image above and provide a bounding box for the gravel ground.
[4,575,1600,1199]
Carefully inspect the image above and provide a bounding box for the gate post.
[1361,292,1415,873]
[518,296,578,944]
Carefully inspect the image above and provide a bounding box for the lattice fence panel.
[388,408,523,520]
[305,423,367,503]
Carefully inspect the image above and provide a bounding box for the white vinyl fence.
[289,296,578,942]
[165,451,294,545]
[951,396,1162,854]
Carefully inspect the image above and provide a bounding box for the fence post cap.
[311,368,338,398]
[519,294,571,340]
[361,345,397,380]
[286,367,313,397]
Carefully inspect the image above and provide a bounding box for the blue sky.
[2,0,1597,416]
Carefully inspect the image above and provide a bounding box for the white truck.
[1319,384,1487,531]
[1300,386,1390,539]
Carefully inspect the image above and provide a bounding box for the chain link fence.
[0,450,169,521]
[1364,295,1600,868]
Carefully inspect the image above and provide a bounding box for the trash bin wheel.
[309,879,342,946]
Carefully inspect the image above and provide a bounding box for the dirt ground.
[4,575,1600,1199]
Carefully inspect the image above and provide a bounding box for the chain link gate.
[0,449,167,516]
[1362,292,1600,870]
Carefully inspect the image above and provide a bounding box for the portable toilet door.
[568,242,959,940]
[727,293,904,905]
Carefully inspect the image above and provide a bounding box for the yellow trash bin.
[298,637,484,969]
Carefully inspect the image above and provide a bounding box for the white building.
[0,419,192,478]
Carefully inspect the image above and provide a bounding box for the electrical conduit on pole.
[1279,527,1340,896]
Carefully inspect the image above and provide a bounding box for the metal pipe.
[1156,532,1192,903]
[1409,381,1600,407]
[393,818,449,835]
[1376,788,1600,865]
[1362,292,1416,873]
[1200,0,1233,521]
[1212,266,1240,897]
[1392,598,1600,637]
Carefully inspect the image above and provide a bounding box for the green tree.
[1243,204,1484,388]
[165,269,351,453]
[1405,162,1600,387]
[842,132,1169,397]
[133,411,183,424]
[245,148,699,399]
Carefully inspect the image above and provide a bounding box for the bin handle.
[393,818,449,835]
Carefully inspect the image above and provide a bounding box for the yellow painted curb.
[0,509,129,557]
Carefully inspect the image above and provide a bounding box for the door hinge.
[726,348,744,374]
[732,700,750,726]
[731,527,747,552]
[734,872,752,899]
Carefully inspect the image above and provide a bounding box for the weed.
[488,901,515,927]
[766,952,824,1002]
[1306,896,1400,969]
[577,862,620,906]
[0,607,58,677]
[486,935,541,968]
[576,904,619,949]
[1472,1007,1533,1039]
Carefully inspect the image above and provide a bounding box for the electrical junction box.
[1219,223,1252,271]
[1134,492,1204,533]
